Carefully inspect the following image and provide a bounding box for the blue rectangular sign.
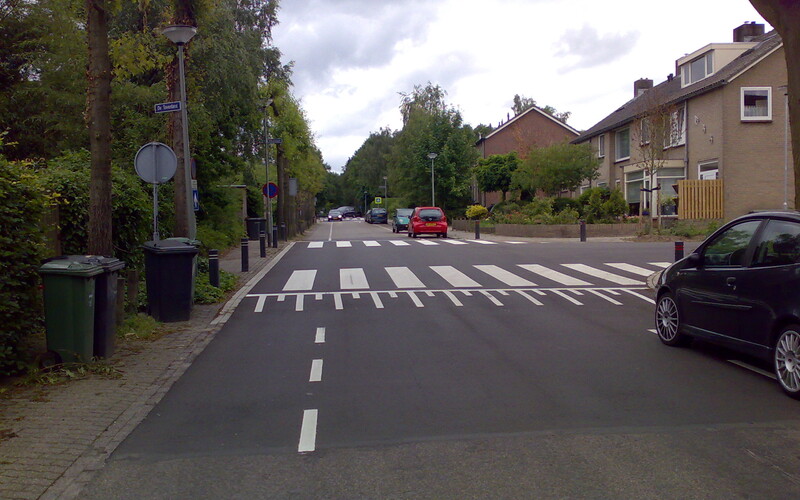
[155,101,182,113]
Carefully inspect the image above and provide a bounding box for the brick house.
[475,105,579,206]
[573,23,793,220]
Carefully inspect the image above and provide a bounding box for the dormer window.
[681,52,713,86]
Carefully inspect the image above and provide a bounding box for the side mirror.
[687,252,703,267]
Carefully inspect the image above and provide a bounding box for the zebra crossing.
[245,261,669,313]
[303,239,526,248]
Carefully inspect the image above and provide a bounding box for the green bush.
[194,258,238,304]
[0,159,47,375]
[552,197,581,214]
[465,204,488,220]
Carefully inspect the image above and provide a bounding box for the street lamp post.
[162,25,197,239]
[263,99,274,246]
[428,152,437,206]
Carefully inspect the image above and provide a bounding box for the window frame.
[741,86,772,122]
[598,135,605,158]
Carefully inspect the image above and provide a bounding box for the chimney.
[634,78,653,97]
[733,22,764,42]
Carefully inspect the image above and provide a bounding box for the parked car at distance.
[392,208,413,233]
[327,209,342,222]
[337,206,357,219]
[365,208,388,224]
[655,211,800,399]
[408,206,447,238]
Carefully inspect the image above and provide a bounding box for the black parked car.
[655,211,800,399]
[337,206,357,219]
[365,208,387,224]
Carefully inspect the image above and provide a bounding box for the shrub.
[552,197,581,214]
[465,204,488,220]
[520,198,553,217]
[0,159,47,375]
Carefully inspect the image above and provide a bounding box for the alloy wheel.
[775,327,800,398]
[655,294,681,345]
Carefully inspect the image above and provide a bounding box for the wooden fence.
[677,179,723,219]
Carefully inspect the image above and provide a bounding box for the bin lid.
[60,255,126,272]
[143,239,200,254]
[39,258,104,277]
[163,237,201,247]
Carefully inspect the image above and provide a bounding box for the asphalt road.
[84,220,800,499]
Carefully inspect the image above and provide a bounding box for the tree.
[513,142,600,197]
[86,0,114,255]
[748,1,800,208]
[629,85,684,224]
[511,93,571,123]
[473,152,519,202]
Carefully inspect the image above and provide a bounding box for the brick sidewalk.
[0,237,291,500]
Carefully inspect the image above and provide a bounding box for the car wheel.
[655,293,689,347]
[442,232,447,238]
[412,231,417,238]
[775,325,800,399]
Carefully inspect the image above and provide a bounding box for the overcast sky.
[273,0,770,172]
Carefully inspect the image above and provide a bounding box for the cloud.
[555,25,639,73]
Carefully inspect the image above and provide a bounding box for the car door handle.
[726,277,737,287]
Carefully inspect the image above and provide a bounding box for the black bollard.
[675,241,685,261]
[281,222,287,241]
[259,230,266,258]
[209,249,220,288]
[272,227,278,248]
[475,220,481,240]
[580,220,587,242]
[241,237,249,272]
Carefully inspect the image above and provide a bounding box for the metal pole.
[579,220,586,242]
[152,143,160,241]
[241,238,249,272]
[475,219,480,240]
[177,43,196,239]
[431,157,435,206]
[264,107,274,238]
[784,89,789,210]
[208,249,219,287]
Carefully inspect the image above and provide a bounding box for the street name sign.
[155,101,182,113]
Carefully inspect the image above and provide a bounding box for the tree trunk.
[86,0,113,255]
[749,0,800,208]
[276,147,286,238]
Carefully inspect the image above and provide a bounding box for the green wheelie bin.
[39,258,103,364]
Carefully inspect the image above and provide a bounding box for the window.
[667,106,686,147]
[703,221,761,267]
[698,160,719,180]
[615,128,630,161]
[625,170,644,203]
[640,120,651,145]
[598,135,605,158]
[753,220,800,267]
[681,52,714,86]
[741,87,772,121]
[657,167,685,199]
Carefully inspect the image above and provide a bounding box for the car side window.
[752,220,800,267]
[702,220,761,267]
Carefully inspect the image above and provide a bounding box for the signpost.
[135,142,177,240]
[154,101,181,113]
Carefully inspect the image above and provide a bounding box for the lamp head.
[162,25,197,45]
[428,153,437,159]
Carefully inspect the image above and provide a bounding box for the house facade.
[574,23,793,220]
[475,105,579,206]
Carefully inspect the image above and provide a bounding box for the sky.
[273,0,771,173]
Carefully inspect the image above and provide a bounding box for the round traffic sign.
[134,142,177,184]
[263,182,278,198]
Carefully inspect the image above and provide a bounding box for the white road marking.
[328,222,333,241]
[431,265,482,287]
[298,409,318,453]
[315,327,326,343]
[474,265,536,287]
[277,294,286,302]
[295,294,305,312]
[621,289,655,304]
[333,293,343,310]
[439,239,468,245]
[443,290,463,306]
[309,359,323,382]
[506,241,525,244]
[460,290,473,296]
[647,329,657,334]
[587,289,623,305]
[515,290,543,305]
[363,240,380,247]
[389,240,410,246]
[497,290,509,296]
[407,291,424,307]
[728,359,776,380]
[562,264,643,285]
[283,270,317,291]
[351,292,361,299]
[649,262,672,268]
[308,241,324,249]
[481,290,503,306]
[415,239,439,245]
[467,239,497,245]
[340,268,369,289]
[254,295,267,312]
[551,290,583,305]
[518,264,592,286]
[604,263,657,277]
[386,267,426,288]
[569,289,584,295]
[336,241,352,248]
[388,291,398,298]
[425,290,435,297]
[370,292,384,309]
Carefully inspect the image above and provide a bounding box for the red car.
[408,207,448,238]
